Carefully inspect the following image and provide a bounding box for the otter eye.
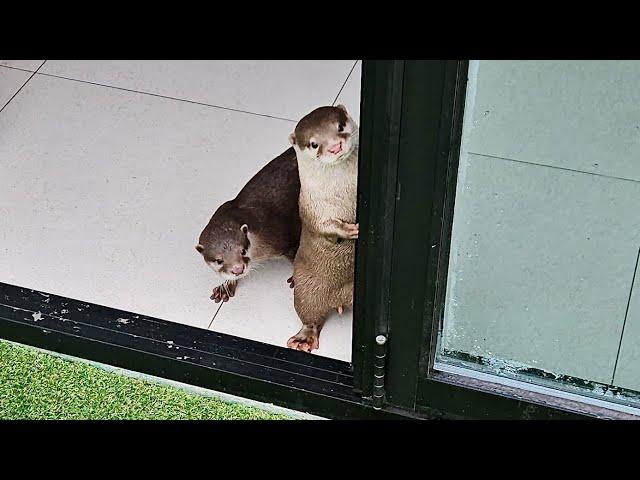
[310,142,318,149]
[216,259,223,265]
[338,123,345,132]
[241,248,247,256]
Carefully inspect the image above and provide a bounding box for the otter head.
[195,221,251,281]
[288,104,358,166]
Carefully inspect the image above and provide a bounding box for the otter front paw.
[336,220,359,240]
[286,326,320,352]
[210,281,237,303]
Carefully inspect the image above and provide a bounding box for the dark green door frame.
[354,60,635,419]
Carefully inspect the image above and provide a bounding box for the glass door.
[433,60,640,413]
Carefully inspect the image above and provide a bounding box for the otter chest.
[298,162,357,225]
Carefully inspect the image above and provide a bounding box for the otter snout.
[327,142,343,155]
[231,264,246,276]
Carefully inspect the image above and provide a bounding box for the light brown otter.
[196,147,301,303]
[286,105,359,352]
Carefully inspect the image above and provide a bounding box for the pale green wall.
[441,60,640,389]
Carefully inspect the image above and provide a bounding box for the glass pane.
[436,60,640,409]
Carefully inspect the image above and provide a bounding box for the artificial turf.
[0,340,289,420]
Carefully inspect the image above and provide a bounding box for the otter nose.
[328,142,343,155]
[231,264,245,275]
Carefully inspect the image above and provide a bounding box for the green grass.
[0,341,289,420]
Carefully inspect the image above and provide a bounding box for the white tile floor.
[0,60,44,71]
[0,60,361,361]
[0,67,32,106]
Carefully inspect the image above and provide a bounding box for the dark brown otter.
[196,147,301,302]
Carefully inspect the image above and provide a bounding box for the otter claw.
[286,327,320,352]
[341,222,359,239]
[211,282,236,303]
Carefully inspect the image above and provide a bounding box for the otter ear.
[240,224,249,234]
[288,132,296,145]
[195,244,204,253]
[336,104,348,113]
